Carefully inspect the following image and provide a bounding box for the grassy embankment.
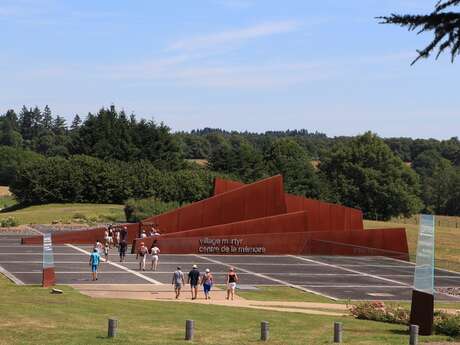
[0,203,125,225]
[364,218,460,271]
[0,186,15,210]
[0,275,453,345]
[0,186,124,224]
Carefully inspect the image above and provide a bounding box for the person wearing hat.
[187,264,201,300]
[200,268,214,300]
[137,242,148,271]
[226,267,239,300]
[172,266,185,299]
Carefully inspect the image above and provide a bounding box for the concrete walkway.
[71,284,348,316]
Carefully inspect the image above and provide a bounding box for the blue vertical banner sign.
[43,232,54,269]
[413,214,435,295]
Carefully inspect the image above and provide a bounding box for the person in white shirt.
[104,228,110,244]
[115,229,120,246]
[95,240,103,256]
[150,246,160,271]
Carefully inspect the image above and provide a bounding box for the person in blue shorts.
[89,248,101,281]
[200,268,213,300]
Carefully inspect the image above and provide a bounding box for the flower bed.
[350,301,409,325]
[350,302,460,338]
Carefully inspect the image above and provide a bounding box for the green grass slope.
[0,203,125,225]
[0,276,452,345]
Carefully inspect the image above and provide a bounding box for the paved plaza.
[1,233,459,301]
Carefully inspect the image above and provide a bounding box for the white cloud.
[22,56,333,89]
[167,20,301,52]
[22,49,415,90]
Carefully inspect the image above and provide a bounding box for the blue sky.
[1,0,458,138]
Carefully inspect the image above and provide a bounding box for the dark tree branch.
[378,1,460,64]
[435,0,460,12]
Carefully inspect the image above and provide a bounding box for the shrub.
[0,217,19,227]
[349,301,409,325]
[351,302,460,338]
[434,311,460,337]
[124,197,183,222]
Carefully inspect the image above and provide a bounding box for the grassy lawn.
[0,276,454,345]
[0,195,16,210]
[0,203,125,225]
[364,219,460,271]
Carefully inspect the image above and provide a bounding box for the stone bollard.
[185,319,194,341]
[409,324,419,345]
[333,322,342,343]
[108,318,118,338]
[261,321,269,341]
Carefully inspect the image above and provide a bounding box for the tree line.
[1,105,459,220]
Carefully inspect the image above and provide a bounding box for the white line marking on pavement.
[0,265,25,285]
[194,254,338,300]
[289,255,410,287]
[65,244,162,285]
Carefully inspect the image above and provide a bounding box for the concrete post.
[261,321,269,341]
[185,320,194,341]
[409,324,419,345]
[334,322,342,343]
[108,318,118,338]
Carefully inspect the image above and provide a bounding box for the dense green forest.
[1,105,459,220]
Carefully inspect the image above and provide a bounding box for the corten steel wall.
[162,211,308,239]
[132,228,408,257]
[142,175,287,234]
[145,232,310,255]
[132,211,308,253]
[213,177,244,195]
[215,177,364,231]
[213,178,246,195]
[22,223,140,245]
[308,228,409,259]
[285,194,364,231]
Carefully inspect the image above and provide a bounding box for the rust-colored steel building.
[22,175,409,259]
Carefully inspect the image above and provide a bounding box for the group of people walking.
[90,225,162,280]
[172,265,239,300]
[136,242,160,271]
[88,224,241,299]
[89,225,130,281]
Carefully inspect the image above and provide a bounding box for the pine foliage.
[379,0,460,64]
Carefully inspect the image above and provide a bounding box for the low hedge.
[350,301,460,338]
